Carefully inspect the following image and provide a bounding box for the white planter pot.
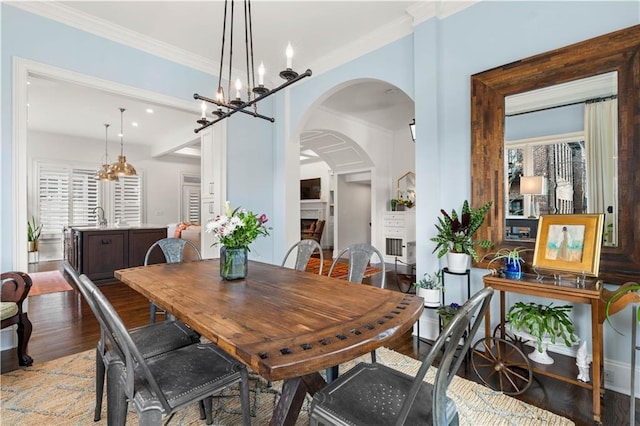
[446,252,470,273]
[417,288,441,307]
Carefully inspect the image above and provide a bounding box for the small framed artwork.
[533,214,604,276]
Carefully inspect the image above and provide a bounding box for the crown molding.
[8,1,218,76]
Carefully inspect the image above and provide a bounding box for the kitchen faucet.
[92,206,107,227]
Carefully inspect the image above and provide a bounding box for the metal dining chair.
[281,239,324,274]
[145,237,202,324]
[328,243,386,289]
[64,263,200,421]
[310,287,494,426]
[80,274,251,425]
[326,243,386,381]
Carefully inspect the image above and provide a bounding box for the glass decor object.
[220,246,248,280]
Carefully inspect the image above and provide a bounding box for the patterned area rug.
[305,257,381,280]
[28,270,73,296]
[1,347,574,425]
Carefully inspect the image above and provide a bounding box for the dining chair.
[326,243,386,380]
[1,271,33,366]
[309,286,494,426]
[145,237,202,324]
[328,243,386,289]
[64,263,201,421]
[80,274,251,425]
[281,239,324,274]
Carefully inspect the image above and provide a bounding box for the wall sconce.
[520,175,546,217]
[409,119,415,142]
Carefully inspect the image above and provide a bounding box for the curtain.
[585,98,617,245]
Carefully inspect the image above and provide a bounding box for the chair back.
[329,243,386,288]
[79,274,173,413]
[144,237,202,265]
[396,286,494,426]
[1,272,32,306]
[281,239,324,274]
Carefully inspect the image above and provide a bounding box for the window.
[113,175,142,225]
[37,162,100,236]
[505,132,586,218]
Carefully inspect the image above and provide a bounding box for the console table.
[482,273,604,423]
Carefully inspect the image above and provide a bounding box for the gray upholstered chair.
[145,237,202,324]
[281,239,324,274]
[328,243,386,289]
[1,271,33,366]
[80,274,250,425]
[309,287,494,426]
[64,263,201,421]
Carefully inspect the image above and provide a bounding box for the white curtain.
[585,98,617,245]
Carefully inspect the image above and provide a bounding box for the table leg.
[591,300,602,423]
[269,372,326,426]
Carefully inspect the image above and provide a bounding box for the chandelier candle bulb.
[286,42,293,69]
[200,101,206,118]
[235,78,242,99]
[258,62,265,85]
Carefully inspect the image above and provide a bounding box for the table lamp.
[520,176,546,218]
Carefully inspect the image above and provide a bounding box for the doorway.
[335,171,372,257]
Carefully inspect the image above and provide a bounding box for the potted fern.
[413,271,442,307]
[430,200,493,273]
[506,301,578,365]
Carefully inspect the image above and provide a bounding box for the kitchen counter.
[64,225,167,283]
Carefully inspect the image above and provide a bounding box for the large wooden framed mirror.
[471,25,639,284]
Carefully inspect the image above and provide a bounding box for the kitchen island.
[64,225,167,283]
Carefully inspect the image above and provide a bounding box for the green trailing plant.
[604,283,640,334]
[27,216,42,242]
[413,270,442,290]
[506,302,578,352]
[483,247,531,267]
[430,200,493,261]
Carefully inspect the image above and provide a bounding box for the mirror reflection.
[397,171,416,204]
[504,72,618,247]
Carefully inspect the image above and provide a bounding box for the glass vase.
[220,246,248,280]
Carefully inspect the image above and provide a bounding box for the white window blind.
[114,175,142,225]
[188,190,201,223]
[37,164,99,236]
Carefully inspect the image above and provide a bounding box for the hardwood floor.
[2,260,637,425]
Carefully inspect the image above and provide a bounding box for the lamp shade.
[520,176,546,195]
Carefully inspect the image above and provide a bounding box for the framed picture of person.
[533,214,605,276]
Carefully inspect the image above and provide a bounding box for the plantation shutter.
[70,169,100,225]
[114,175,142,224]
[38,164,70,236]
[188,190,200,223]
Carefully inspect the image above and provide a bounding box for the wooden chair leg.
[16,313,33,367]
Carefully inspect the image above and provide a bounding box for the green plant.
[604,283,640,334]
[506,302,577,352]
[413,270,442,290]
[27,216,42,242]
[483,247,532,268]
[430,200,493,261]
[205,202,270,250]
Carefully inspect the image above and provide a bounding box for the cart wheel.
[493,323,530,347]
[471,336,533,395]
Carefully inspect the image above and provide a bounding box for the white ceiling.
[17,1,447,157]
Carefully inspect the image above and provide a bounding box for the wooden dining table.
[115,259,423,426]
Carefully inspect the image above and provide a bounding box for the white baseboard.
[413,314,640,397]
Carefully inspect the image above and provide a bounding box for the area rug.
[306,257,382,280]
[27,270,73,296]
[1,347,573,425]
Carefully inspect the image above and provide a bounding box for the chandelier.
[109,107,137,176]
[94,123,119,182]
[194,0,312,133]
